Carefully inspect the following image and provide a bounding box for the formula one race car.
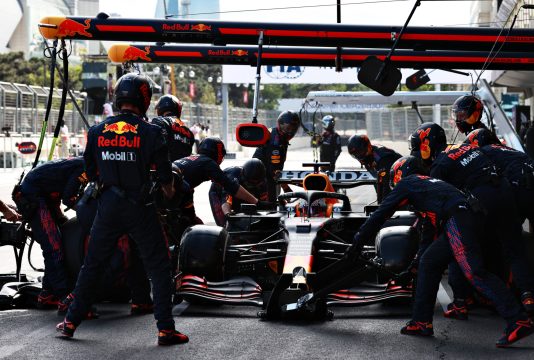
[176,162,419,319]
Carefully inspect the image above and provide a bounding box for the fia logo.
[265,66,305,79]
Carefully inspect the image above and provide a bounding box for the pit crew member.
[208,158,268,226]
[347,134,401,204]
[13,157,88,308]
[451,95,489,135]
[174,137,261,224]
[253,111,301,202]
[317,115,342,172]
[430,139,534,319]
[350,156,534,347]
[57,73,188,346]
[151,94,194,161]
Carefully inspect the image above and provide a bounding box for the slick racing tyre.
[61,218,86,288]
[178,225,228,281]
[375,225,419,273]
[61,218,131,302]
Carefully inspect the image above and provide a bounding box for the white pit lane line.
[437,281,452,312]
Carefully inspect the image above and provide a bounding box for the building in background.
[1,0,99,59]
[155,0,219,19]
[155,0,179,18]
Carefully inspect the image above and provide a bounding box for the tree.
[0,52,82,90]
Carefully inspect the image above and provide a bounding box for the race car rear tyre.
[61,218,131,302]
[61,218,86,288]
[178,225,228,281]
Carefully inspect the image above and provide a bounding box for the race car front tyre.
[178,225,228,281]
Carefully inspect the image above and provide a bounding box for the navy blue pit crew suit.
[319,129,342,172]
[173,154,240,223]
[361,145,402,204]
[430,144,534,301]
[353,175,527,325]
[16,157,87,301]
[253,127,291,202]
[66,111,176,331]
[208,166,268,226]
[151,116,194,161]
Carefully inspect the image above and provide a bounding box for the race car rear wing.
[278,170,376,189]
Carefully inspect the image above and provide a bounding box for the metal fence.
[365,105,465,143]
[167,102,279,140]
[0,80,280,140]
[0,82,87,135]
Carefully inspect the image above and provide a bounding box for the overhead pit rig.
[38,15,534,52]
[38,14,534,147]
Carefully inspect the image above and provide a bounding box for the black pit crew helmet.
[463,128,501,148]
[198,137,227,165]
[408,122,447,166]
[321,115,335,131]
[277,111,301,140]
[451,95,484,134]
[155,94,183,117]
[114,73,152,115]
[347,134,372,163]
[241,158,266,189]
[389,156,427,189]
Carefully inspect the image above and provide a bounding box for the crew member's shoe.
[521,291,534,316]
[57,294,74,315]
[57,294,99,319]
[400,320,434,336]
[158,329,189,346]
[496,318,534,348]
[131,303,154,316]
[37,291,60,309]
[56,319,76,338]
[444,300,468,320]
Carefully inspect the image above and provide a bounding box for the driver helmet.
[114,73,152,115]
[155,94,183,117]
[389,156,427,189]
[321,115,335,131]
[198,137,226,165]
[241,158,266,192]
[451,95,484,134]
[302,173,337,217]
[347,134,373,164]
[408,122,446,166]
[463,128,501,148]
[277,111,301,140]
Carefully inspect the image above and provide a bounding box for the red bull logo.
[232,49,249,57]
[417,128,432,160]
[16,142,37,154]
[467,131,480,147]
[98,135,141,148]
[162,24,190,31]
[447,145,473,160]
[123,46,152,62]
[392,159,406,185]
[191,23,212,32]
[56,19,92,38]
[103,121,138,135]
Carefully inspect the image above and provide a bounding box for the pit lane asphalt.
[1,146,533,359]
